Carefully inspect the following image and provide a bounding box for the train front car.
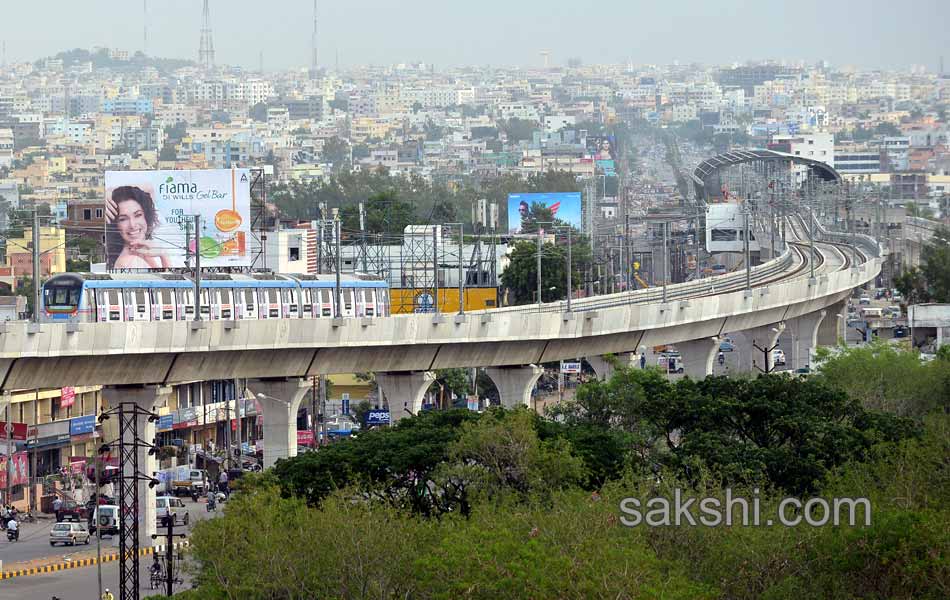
[42,273,87,322]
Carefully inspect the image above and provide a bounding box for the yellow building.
[4,227,67,276]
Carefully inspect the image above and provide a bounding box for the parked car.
[90,505,120,536]
[50,522,90,546]
[772,349,787,366]
[858,296,871,305]
[718,338,735,352]
[156,496,189,526]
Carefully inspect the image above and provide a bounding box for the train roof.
[46,272,388,289]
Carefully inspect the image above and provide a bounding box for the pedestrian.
[53,496,63,522]
[101,588,115,600]
[218,469,229,496]
[639,353,646,369]
[718,352,725,366]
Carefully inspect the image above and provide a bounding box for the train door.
[319,289,332,317]
[262,288,280,319]
[82,288,97,323]
[178,289,195,320]
[105,289,123,322]
[154,289,176,321]
[353,287,365,317]
[124,289,150,321]
[94,290,109,322]
[300,288,314,318]
[218,289,234,320]
[360,289,373,317]
[199,289,212,319]
[284,287,300,319]
[341,288,355,317]
[239,288,257,320]
[377,288,389,317]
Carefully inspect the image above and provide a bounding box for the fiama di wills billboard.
[104,169,251,269]
[507,192,582,234]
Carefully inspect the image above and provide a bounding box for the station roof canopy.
[691,149,842,200]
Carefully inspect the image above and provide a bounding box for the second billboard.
[104,169,252,269]
[507,192,582,234]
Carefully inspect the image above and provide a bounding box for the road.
[0,556,192,599]
[0,497,216,572]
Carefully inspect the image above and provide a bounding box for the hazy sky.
[1,0,948,71]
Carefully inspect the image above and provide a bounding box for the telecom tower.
[199,0,215,69]
[309,0,319,79]
[143,0,148,55]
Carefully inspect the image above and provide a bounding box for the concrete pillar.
[676,337,720,379]
[247,378,311,469]
[101,385,173,548]
[485,365,544,408]
[585,353,634,380]
[737,324,785,373]
[817,300,847,347]
[786,310,827,371]
[375,371,436,423]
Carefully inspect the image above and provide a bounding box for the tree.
[249,102,268,122]
[320,136,350,172]
[814,341,948,416]
[446,409,583,499]
[500,231,589,305]
[499,118,538,143]
[895,225,950,303]
[434,368,471,402]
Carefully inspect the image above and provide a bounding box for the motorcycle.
[7,527,19,542]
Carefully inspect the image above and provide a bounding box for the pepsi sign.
[365,410,391,426]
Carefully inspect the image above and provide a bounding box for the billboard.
[0,452,29,488]
[586,135,616,160]
[69,415,96,436]
[507,192,582,234]
[365,410,391,426]
[104,169,252,269]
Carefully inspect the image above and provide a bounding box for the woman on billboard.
[105,186,170,270]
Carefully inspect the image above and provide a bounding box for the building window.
[83,209,91,220]
[95,208,103,219]
[289,247,300,261]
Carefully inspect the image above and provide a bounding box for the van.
[657,353,684,374]
[156,496,190,526]
[90,505,119,536]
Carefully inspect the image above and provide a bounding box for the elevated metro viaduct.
[0,224,880,545]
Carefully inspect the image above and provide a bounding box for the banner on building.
[104,169,252,269]
[0,421,27,441]
[297,430,315,447]
[60,387,76,409]
[69,414,96,436]
[0,452,29,487]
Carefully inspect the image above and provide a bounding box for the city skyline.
[0,0,947,71]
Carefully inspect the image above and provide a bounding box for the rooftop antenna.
[309,0,319,79]
[199,0,215,69]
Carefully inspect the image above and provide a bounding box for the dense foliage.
[167,347,950,599]
[895,225,950,304]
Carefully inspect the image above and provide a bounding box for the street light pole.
[743,205,751,291]
[536,227,543,311]
[566,227,572,313]
[32,208,41,322]
[193,214,201,321]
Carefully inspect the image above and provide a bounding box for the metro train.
[41,272,390,323]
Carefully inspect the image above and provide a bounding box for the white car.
[772,349,787,366]
[50,522,91,546]
[156,496,190,526]
[90,505,119,535]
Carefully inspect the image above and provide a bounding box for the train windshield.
[44,283,81,312]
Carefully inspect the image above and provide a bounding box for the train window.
[364,289,375,316]
[135,290,147,313]
[320,290,331,317]
[160,290,173,305]
[267,289,278,304]
[244,290,255,309]
[343,289,353,311]
[108,290,120,306]
[44,285,81,311]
